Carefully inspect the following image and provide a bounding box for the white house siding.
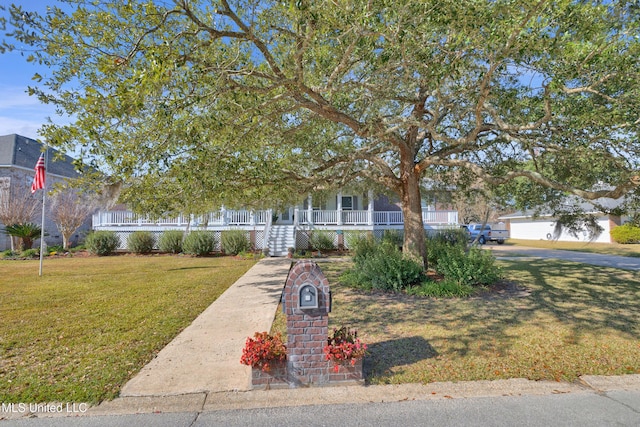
[508,217,612,244]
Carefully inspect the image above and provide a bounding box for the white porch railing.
[311,210,339,225]
[93,209,459,228]
[374,211,404,225]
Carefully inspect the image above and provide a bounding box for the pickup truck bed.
[463,224,509,244]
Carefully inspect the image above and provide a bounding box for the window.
[341,196,355,210]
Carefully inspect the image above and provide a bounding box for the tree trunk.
[62,233,70,250]
[400,164,427,270]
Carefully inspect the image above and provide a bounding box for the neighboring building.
[498,199,632,244]
[0,134,89,250]
[93,191,459,256]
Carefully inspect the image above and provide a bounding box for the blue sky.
[0,1,69,141]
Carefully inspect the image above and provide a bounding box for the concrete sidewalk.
[120,257,292,397]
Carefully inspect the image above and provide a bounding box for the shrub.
[21,248,39,259]
[70,244,85,253]
[344,230,368,249]
[1,249,17,259]
[127,231,155,254]
[221,230,250,255]
[381,229,403,248]
[158,230,184,254]
[434,246,502,286]
[85,231,120,256]
[342,240,424,292]
[427,228,469,267]
[183,231,216,256]
[309,231,335,252]
[349,235,378,264]
[610,223,640,244]
[47,245,65,255]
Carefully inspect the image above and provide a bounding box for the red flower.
[240,332,287,372]
[323,326,367,371]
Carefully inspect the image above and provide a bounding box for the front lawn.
[274,258,640,384]
[0,255,256,403]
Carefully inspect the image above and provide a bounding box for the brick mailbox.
[251,260,363,388]
[282,260,332,386]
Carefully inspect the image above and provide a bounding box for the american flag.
[31,153,46,193]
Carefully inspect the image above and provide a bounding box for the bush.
[381,229,403,248]
[2,249,17,259]
[85,231,120,256]
[349,235,378,264]
[221,230,250,255]
[433,245,502,286]
[610,223,640,244]
[427,228,469,267]
[183,231,216,256]
[424,228,502,291]
[127,231,155,254]
[342,240,424,292]
[47,245,65,255]
[21,248,39,259]
[158,230,184,254]
[309,231,335,252]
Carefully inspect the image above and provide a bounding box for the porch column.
[368,189,374,225]
[250,210,256,226]
[294,207,299,227]
[337,191,343,226]
[221,206,228,225]
[307,194,313,225]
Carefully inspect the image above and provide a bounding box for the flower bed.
[324,326,367,373]
[240,332,287,372]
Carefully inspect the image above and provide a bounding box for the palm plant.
[3,223,43,251]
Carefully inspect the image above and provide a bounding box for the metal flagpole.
[38,146,48,277]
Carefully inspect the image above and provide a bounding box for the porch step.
[268,225,295,257]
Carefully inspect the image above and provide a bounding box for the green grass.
[507,239,640,258]
[0,254,256,403]
[273,258,640,384]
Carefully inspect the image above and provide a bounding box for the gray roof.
[0,134,79,178]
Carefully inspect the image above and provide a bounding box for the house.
[498,199,632,244]
[0,134,88,250]
[92,191,459,256]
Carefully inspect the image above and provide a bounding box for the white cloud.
[0,84,74,140]
[0,84,44,109]
[0,116,46,140]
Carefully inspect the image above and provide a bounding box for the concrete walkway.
[120,257,292,396]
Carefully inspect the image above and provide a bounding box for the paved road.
[3,388,639,426]
[488,245,640,270]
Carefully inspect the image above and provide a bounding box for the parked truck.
[462,223,509,244]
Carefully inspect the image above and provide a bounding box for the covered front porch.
[91,191,458,255]
[92,190,458,228]
[91,207,459,228]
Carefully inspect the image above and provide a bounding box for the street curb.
[5,375,637,420]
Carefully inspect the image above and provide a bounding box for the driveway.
[487,245,640,271]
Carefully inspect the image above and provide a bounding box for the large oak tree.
[3,0,639,267]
